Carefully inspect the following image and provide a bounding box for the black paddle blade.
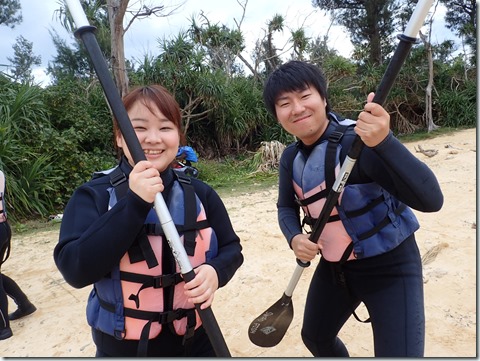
[248,293,293,347]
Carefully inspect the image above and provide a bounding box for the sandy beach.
[1,128,476,357]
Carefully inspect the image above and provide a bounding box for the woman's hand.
[355,92,391,147]
[184,264,219,309]
[128,160,164,203]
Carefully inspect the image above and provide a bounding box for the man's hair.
[263,60,330,118]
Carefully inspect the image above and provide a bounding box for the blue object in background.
[177,146,198,163]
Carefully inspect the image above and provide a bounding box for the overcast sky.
[0,0,456,86]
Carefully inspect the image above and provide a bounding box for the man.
[263,60,443,357]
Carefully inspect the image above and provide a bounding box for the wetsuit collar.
[297,112,344,151]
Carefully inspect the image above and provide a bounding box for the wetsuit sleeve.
[277,146,303,248]
[53,182,152,289]
[355,131,444,212]
[198,183,243,288]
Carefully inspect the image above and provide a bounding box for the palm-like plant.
[0,81,59,221]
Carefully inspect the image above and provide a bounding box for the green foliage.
[0,81,59,221]
[41,79,116,206]
[0,0,22,28]
[7,35,42,83]
[436,81,476,128]
[196,157,278,197]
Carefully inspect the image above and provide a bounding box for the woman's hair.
[263,60,330,118]
[113,85,186,158]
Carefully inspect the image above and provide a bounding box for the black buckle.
[328,130,344,143]
[159,309,184,324]
[152,273,182,288]
[153,274,173,288]
[110,171,127,187]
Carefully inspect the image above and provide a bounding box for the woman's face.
[116,99,180,172]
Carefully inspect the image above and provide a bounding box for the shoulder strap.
[172,171,198,256]
[108,166,129,200]
[325,123,350,191]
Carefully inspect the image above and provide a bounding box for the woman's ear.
[115,132,123,149]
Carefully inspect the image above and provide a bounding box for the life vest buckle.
[158,309,185,324]
[109,170,127,187]
[328,130,345,143]
[152,273,181,288]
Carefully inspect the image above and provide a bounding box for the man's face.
[275,85,328,145]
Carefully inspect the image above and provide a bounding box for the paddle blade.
[248,293,293,347]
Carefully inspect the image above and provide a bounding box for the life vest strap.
[174,172,197,256]
[122,271,183,309]
[357,203,407,241]
[295,188,329,207]
[97,291,194,326]
[109,166,129,198]
[133,308,196,357]
[124,306,193,324]
[120,271,183,288]
[303,214,340,228]
[143,220,210,236]
[127,232,159,268]
[326,125,348,191]
[344,195,385,218]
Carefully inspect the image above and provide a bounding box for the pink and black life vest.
[86,167,218,355]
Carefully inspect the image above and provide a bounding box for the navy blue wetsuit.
[54,157,243,357]
[277,119,443,357]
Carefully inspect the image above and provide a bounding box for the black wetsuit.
[277,119,443,357]
[54,157,243,357]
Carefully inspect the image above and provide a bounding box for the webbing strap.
[357,203,407,241]
[333,243,371,323]
[173,172,197,256]
[325,125,348,191]
[126,307,195,357]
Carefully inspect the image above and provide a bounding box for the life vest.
[86,166,218,355]
[292,118,419,262]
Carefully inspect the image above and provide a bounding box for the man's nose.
[292,100,305,114]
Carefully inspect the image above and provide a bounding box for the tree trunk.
[419,31,439,133]
[107,0,129,97]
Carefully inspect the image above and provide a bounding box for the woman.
[54,85,243,356]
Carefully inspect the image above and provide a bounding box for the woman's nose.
[144,129,161,143]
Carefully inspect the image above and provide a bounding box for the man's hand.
[291,233,321,262]
[355,92,391,147]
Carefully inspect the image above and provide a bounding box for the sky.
[0,0,457,86]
